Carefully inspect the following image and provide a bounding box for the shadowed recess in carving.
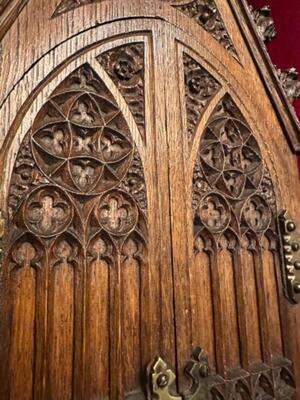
[172,0,239,60]
[97,43,146,142]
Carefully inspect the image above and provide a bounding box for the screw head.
[157,374,169,388]
[294,283,300,294]
[199,363,210,378]
[292,243,300,252]
[287,221,296,232]
[294,261,300,270]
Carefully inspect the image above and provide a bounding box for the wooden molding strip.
[0,0,28,41]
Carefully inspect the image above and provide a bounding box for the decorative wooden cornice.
[0,0,28,41]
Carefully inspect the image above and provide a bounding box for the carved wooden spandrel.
[97,43,146,142]
[183,53,221,143]
[173,0,239,60]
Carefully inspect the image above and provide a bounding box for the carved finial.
[276,67,300,103]
[249,5,277,43]
[147,357,182,400]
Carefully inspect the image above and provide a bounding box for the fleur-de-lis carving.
[98,192,138,235]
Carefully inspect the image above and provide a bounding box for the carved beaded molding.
[7,63,148,271]
[193,94,277,251]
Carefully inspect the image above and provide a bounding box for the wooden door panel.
[1,1,300,399]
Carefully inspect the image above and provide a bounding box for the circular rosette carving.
[24,187,73,237]
[200,116,263,199]
[107,45,143,87]
[242,195,272,233]
[31,65,134,195]
[197,193,230,233]
[97,191,138,236]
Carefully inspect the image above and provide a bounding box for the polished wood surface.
[0,1,299,399]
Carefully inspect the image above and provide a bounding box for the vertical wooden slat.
[214,236,240,374]
[33,261,47,400]
[85,255,109,399]
[9,263,36,400]
[235,243,261,367]
[261,237,283,358]
[109,256,123,399]
[121,238,142,393]
[47,261,74,400]
[191,236,215,367]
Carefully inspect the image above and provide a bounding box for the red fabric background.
[249,0,300,173]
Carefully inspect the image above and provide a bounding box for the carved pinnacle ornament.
[249,5,277,43]
[276,67,300,103]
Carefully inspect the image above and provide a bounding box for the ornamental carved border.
[7,62,147,271]
[192,94,277,251]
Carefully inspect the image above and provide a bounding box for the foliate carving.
[183,53,221,142]
[8,133,48,218]
[193,95,277,248]
[173,0,238,60]
[7,64,147,272]
[147,349,295,400]
[97,44,145,141]
[249,5,277,43]
[119,149,147,214]
[98,191,138,236]
[276,67,300,104]
[52,0,102,17]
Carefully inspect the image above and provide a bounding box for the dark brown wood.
[0,1,300,399]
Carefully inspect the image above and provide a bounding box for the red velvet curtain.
[249,0,300,174]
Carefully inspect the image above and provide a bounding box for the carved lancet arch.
[4,62,148,398]
[192,93,277,248]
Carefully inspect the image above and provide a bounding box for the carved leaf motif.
[173,0,239,60]
[97,44,145,141]
[119,148,148,214]
[183,53,221,142]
